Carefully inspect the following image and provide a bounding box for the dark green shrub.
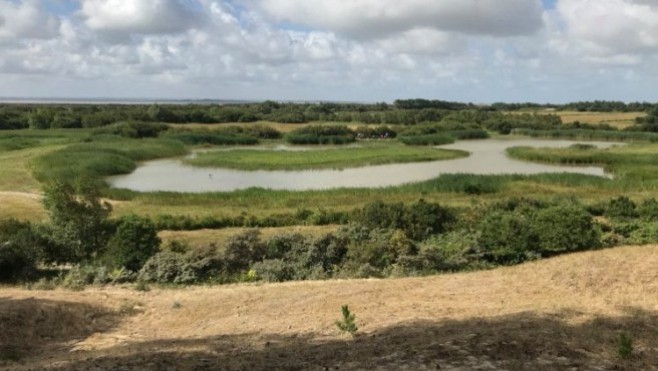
[355,200,454,241]
[532,204,600,254]
[223,229,266,273]
[399,134,454,146]
[605,196,639,220]
[285,125,356,145]
[404,199,454,240]
[138,245,224,284]
[477,210,541,264]
[418,230,478,272]
[95,121,169,138]
[103,215,161,271]
[0,219,39,281]
[638,198,658,220]
[251,259,295,282]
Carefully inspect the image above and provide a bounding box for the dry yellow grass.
[2,245,658,370]
[159,225,340,249]
[555,111,644,129]
[0,192,46,221]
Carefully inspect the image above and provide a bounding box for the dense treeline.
[2,100,656,131]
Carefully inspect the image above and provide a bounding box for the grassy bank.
[183,143,467,170]
[31,136,187,182]
[507,143,658,182]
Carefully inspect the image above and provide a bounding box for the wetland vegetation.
[1,99,658,288]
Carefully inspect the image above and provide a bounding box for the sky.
[0,0,657,103]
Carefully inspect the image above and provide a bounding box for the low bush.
[138,245,224,284]
[285,125,356,145]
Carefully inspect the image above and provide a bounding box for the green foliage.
[0,219,39,281]
[335,305,358,336]
[103,215,161,271]
[165,132,259,146]
[95,121,169,138]
[138,245,224,284]
[399,134,455,146]
[285,125,356,145]
[223,229,266,273]
[42,179,113,263]
[32,137,186,183]
[476,201,600,264]
[355,200,454,241]
[533,204,601,254]
[617,333,634,359]
[605,196,639,220]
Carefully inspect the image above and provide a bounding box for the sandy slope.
[2,245,658,370]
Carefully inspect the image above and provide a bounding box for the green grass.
[31,136,187,182]
[507,143,658,182]
[183,143,467,170]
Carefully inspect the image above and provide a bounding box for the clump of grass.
[617,332,634,359]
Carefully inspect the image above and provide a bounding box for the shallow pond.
[107,138,619,192]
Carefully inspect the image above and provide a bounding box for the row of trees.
[2,100,657,130]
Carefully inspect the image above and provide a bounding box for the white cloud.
[0,0,61,39]
[556,0,658,55]
[254,0,545,39]
[80,0,201,38]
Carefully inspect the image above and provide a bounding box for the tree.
[42,179,113,263]
[104,215,161,271]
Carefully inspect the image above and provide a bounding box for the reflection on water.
[107,139,620,192]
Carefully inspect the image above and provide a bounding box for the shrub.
[477,210,541,264]
[103,215,161,271]
[223,229,266,273]
[335,305,358,336]
[532,204,600,254]
[418,230,478,272]
[398,134,454,146]
[605,196,638,220]
[95,121,169,138]
[251,259,295,282]
[285,125,356,145]
[0,219,39,281]
[138,245,224,284]
[617,333,633,359]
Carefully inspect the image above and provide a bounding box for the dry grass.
[556,111,645,129]
[0,192,46,221]
[2,245,658,370]
[159,225,340,249]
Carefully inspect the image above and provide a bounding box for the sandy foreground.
[2,245,658,370]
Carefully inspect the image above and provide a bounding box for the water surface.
[107,138,619,192]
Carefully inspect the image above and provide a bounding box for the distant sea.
[0,98,253,105]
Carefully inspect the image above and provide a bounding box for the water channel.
[107,138,620,193]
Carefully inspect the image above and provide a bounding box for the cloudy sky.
[1,0,657,103]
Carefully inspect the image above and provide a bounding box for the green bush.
[222,229,266,273]
[0,219,40,281]
[94,121,169,138]
[605,196,639,220]
[398,134,454,146]
[285,125,356,145]
[533,204,601,254]
[251,259,295,282]
[138,245,224,284]
[418,230,478,272]
[477,210,541,264]
[103,215,161,271]
[354,200,454,241]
